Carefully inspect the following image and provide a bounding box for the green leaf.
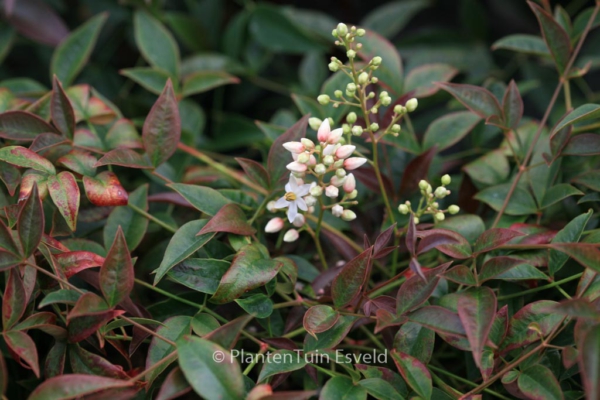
[168,183,231,216]
[0,146,55,174]
[103,184,148,252]
[50,13,107,86]
[257,349,307,382]
[332,248,372,308]
[235,294,273,318]
[18,183,43,258]
[549,210,592,276]
[51,76,75,139]
[39,289,82,308]
[541,183,583,208]
[142,79,181,167]
[197,203,255,236]
[392,351,432,400]
[57,149,98,177]
[437,82,502,119]
[304,315,357,352]
[47,172,80,231]
[422,111,480,151]
[95,148,153,170]
[303,305,340,339]
[562,133,600,156]
[177,335,245,400]
[358,30,404,95]
[492,34,551,56]
[168,258,230,294]
[0,218,19,255]
[479,257,545,283]
[502,300,562,352]
[474,228,524,254]
[529,1,571,73]
[121,67,171,95]
[99,227,133,307]
[182,71,239,97]
[235,158,270,189]
[153,220,216,285]
[191,313,220,336]
[551,104,600,137]
[2,269,26,330]
[134,11,180,77]
[393,322,435,364]
[0,111,57,141]
[518,364,563,400]
[552,243,600,272]
[404,63,458,98]
[203,315,252,350]
[361,0,430,39]
[146,316,191,386]
[4,330,39,377]
[397,264,447,316]
[320,376,367,400]
[210,243,282,304]
[358,378,404,400]
[503,80,523,129]
[457,287,496,368]
[29,374,133,400]
[580,323,600,399]
[474,183,538,215]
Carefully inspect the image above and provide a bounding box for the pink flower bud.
[286,161,308,172]
[325,185,339,198]
[343,157,367,170]
[335,145,355,159]
[317,119,331,142]
[330,175,345,187]
[308,155,317,166]
[328,128,344,144]
[343,173,356,193]
[265,217,284,233]
[322,144,337,156]
[283,229,299,242]
[282,141,305,153]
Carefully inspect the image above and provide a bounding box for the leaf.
[404,63,458,98]
[517,364,564,400]
[463,150,509,186]
[358,30,404,95]
[398,147,436,196]
[153,220,216,284]
[100,227,133,307]
[549,210,592,276]
[396,263,450,316]
[95,148,153,169]
[551,104,600,137]
[479,256,539,283]
[51,76,75,139]
[332,247,372,308]
[182,71,239,97]
[146,316,191,386]
[528,1,571,73]
[417,229,472,259]
[47,172,80,231]
[258,349,307,382]
[552,243,600,272]
[103,184,148,251]
[4,330,39,377]
[120,67,171,96]
[235,158,270,189]
[502,300,562,352]
[18,183,43,258]
[168,183,231,216]
[444,265,477,286]
[0,146,55,174]
[474,183,538,215]
[142,79,181,167]
[457,287,497,368]
[177,335,245,400]
[83,171,129,207]
[57,149,97,176]
[5,0,68,46]
[562,133,600,156]
[0,110,57,141]
[391,351,432,400]
[361,0,430,39]
[38,289,82,308]
[394,321,435,365]
[210,243,282,304]
[303,305,340,338]
[0,218,19,255]
[167,258,230,294]
[69,345,128,379]
[105,119,142,150]
[408,306,467,339]
[66,293,124,343]
[474,228,524,254]
[358,378,404,400]
[197,203,255,236]
[28,374,133,400]
[203,315,252,350]
[155,367,192,400]
[235,294,273,318]
[579,323,600,400]
[319,376,367,400]
[437,82,502,119]
[492,34,550,56]
[50,13,107,86]
[3,268,26,330]
[503,80,523,129]
[422,111,481,151]
[267,115,308,186]
[541,183,583,208]
[304,315,357,352]
[134,11,180,77]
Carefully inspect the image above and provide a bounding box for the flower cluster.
[264,119,367,241]
[397,174,460,224]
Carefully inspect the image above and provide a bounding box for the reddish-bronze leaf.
[83,171,129,206]
[0,110,58,141]
[197,203,256,237]
[51,76,76,139]
[47,171,80,231]
[67,293,125,343]
[457,287,497,369]
[95,148,153,169]
[399,147,436,196]
[55,251,105,278]
[28,374,134,400]
[474,228,525,254]
[235,157,270,190]
[100,226,134,307]
[4,330,39,377]
[331,247,373,308]
[436,82,503,119]
[303,305,340,339]
[19,170,48,202]
[2,268,26,330]
[17,183,44,258]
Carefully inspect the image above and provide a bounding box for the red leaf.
[303,305,340,338]
[83,171,129,206]
[474,228,525,254]
[235,157,270,190]
[267,115,308,186]
[4,330,39,377]
[0,111,58,141]
[457,287,497,369]
[436,82,503,120]
[502,80,523,129]
[100,226,134,307]
[143,79,181,167]
[528,1,571,73]
[18,170,48,202]
[399,147,436,196]
[67,293,124,343]
[331,247,373,308]
[417,228,472,259]
[197,203,256,236]
[2,269,26,330]
[95,148,153,169]
[5,0,68,46]
[28,374,133,400]
[17,182,44,258]
[397,263,450,315]
[552,243,600,273]
[51,76,76,139]
[47,171,80,231]
[55,251,105,278]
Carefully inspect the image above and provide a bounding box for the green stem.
[497,273,582,301]
[428,365,512,400]
[367,277,406,298]
[128,204,177,233]
[249,195,271,225]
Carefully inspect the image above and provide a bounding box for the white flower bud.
[334,89,343,98]
[317,118,331,142]
[314,164,326,175]
[330,175,345,187]
[434,212,445,221]
[344,157,367,170]
[328,128,343,144]
[323,155,334,166]
[358,72,369,85]
[292,214,305,227]
[333,159,344,169]
[309,117,323,130]
[286,161,307,172]
[317,94,330,105]
[331,204,343,217]
[342,124,351,134]
[343,173,356,193]
[297,152,310,164]
[325,185,339,198]
[283,141,305,153]
[346,112,357,124]
[370,107,378,114]
[342,210,357,221]
[283,229,299,242]
[347,50,356,59]
[391,124,401,133]
[329,62,340,72]
[265,217,284,233]
[448,205,460,215]
[308,155,317,166]
[335,145,355,159]
[413,217,420,224]
[356,28,365,36]
[308,206,315,214]
[310,186,323,197]
[337,23,348,36]
[398,204,409,214]
[331,29,338,37]
[371,56,382,66]
[434,186,448,199]
[406,98,418,112]
[370,123,379,131]
[300,138,314,150]
[334,168,346,179]
[381,96,391,106]
[304,195,317,207]
[351,126,363,136]
[346,83,356,92]
[441,174,451,186]
[418,180,429,190]
[394,104,405,114]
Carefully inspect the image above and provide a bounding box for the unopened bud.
[336,168,346,178]
[265,217,284,233]
[342,210,357,221]
[310,186,323,197]
[391,124,401,133]
[329,62,340,72]
[372,56,382,66]
[398,204,409,214]
[335,145,355,159]
[315,164,326,175]
[406,98,418,112]
[356,28,366,36]
[317,94,330,105]
[267,201,277,212]
[283,229,299,242]
[358,72,369,85]
[370,123,379,131]
[323,155,334,166]
[441,174,451,186]
[304,195,317,207]
[418,180,429,190]
[346,83,356,92]
[413,217,420,224]
[297,152,310,164]
[351,126,363,136]
[325,185,339,198]
[348,189,358,199]
[337,23,348,37]
[301,138,315,150]
[309,117,322,130]
[292,214,305,227]
[346,112,357,124]
[334,89,343,98]
[344,157,367,170]
[343,173,356,193]
[347,50,356,59]
[448,205,460,215]
[370,107,378,114]
[434,186,448,199]
[332,204,343,217]
[342,124,351,134]
[435,212,445,221]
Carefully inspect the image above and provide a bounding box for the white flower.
[265,218,284,233]
[274,175,312,222]
[332,204,343,217]
[325,185,339,198]
[283,229,299,242]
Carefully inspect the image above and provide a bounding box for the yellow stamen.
[284,192,296,201]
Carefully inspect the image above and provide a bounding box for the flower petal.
[287,201,298,222]
[274,197,290,209]
[296,197,307,211]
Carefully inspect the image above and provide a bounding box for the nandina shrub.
[1,1,600,399]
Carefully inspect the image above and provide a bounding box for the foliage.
[1,0,600,399]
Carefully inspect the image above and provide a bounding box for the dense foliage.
[2,0,600,399]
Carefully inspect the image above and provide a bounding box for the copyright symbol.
[213,351,225,362]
